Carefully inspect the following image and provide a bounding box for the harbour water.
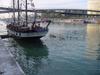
[0,21,100,75]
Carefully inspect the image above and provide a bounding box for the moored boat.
[7,0,51,39]
[7,20,51,39]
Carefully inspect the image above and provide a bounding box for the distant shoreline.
[0,18,100,25]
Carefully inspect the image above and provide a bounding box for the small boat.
[7,0,51,39]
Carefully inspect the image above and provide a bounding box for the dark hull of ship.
[7,28,48,40]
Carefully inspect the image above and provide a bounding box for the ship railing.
[7,23,48,32]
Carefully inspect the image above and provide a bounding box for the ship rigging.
[7,0,51,39]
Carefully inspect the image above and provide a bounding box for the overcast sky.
[0,0,87,9]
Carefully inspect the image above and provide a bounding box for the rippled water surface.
[1,21,100,75]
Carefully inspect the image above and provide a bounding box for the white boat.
[7,0,51,39]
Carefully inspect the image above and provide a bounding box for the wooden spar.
[34,9,37,23]
[13,0,15,24]
[31,2,36,24]
[26,0,28,26]
[17,0,20,25]
[32,10,36,25]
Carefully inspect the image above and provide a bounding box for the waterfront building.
[88,0,100,14]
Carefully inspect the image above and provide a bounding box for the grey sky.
[0,0,87,9]
[34,0,87,9]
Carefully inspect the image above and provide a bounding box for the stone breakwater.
[0,38,25,75]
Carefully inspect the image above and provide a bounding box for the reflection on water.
[1,22,100,75]
[8,39,48,75]
[87,24,100,60]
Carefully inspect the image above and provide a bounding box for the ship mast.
[17,0,20,25]
[32,1,36,24]
[26,0,28,26]
[13,0,15,24]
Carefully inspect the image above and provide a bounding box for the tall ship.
[7,0,51,39]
